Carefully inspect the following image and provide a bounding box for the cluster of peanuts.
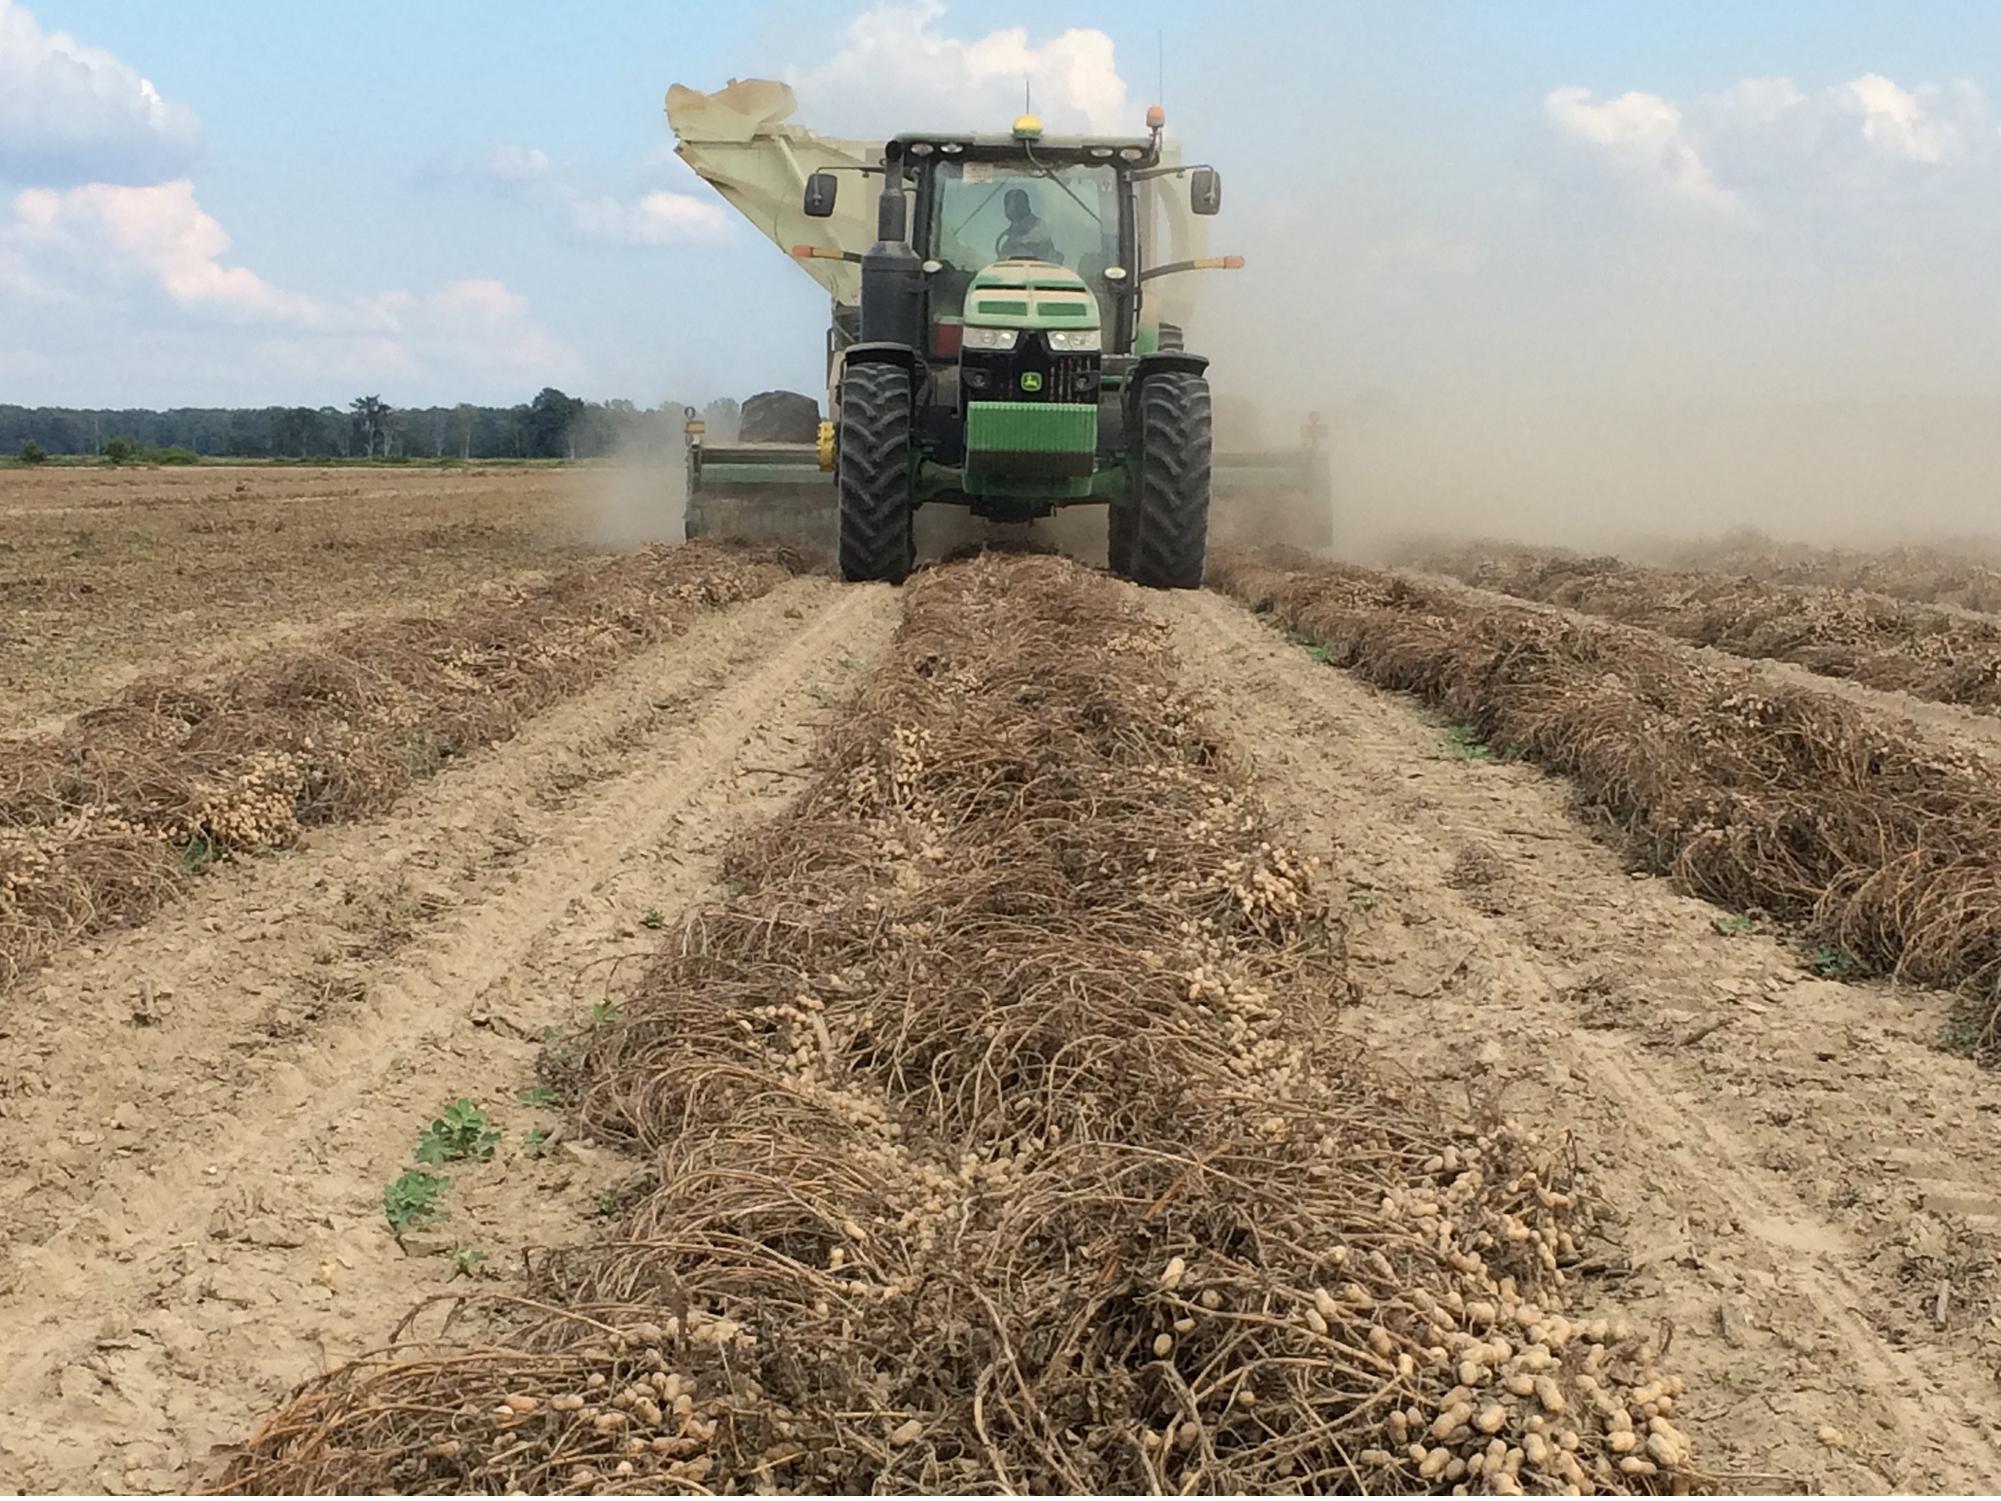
[467,1335,731,1489]
[167,748,307,851]
[1204,841,1318,939]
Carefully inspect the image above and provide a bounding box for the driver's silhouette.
[997,187,1058,262]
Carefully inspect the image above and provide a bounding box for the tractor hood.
[962,260,1101,331]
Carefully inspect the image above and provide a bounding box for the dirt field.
[2,489,1999,1493]
[0,464,611,729]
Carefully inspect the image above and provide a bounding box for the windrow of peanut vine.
[0,539,798,991]
[1408,543,2001,715]
[1213,553,2001,1057]
[222,553,1698,1496]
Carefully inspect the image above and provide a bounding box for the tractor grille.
[1048,353,1098,403]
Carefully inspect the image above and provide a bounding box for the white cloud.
[0,0,200,184]
[258,281,579,389]
[793,0,1132,135]
[1544,87,1737,210]
[568,189,728,246]
[8,181,325,322]
[484,143,550,183]
[1546,71,1996,213]
[1,181,577,392]
[1842,74,1970,164]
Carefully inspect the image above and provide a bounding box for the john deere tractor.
[668,79,1326,586]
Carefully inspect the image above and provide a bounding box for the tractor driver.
[997,187,1059,263]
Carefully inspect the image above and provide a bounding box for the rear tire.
[1130,370,1211,589]
[837,363,916,584]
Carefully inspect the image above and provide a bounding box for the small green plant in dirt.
[1712,913,1753,937]
[1443,725,1494,761]
[447,1243,488,1279]
[1349,887,1378,911]
[416,1099,502,1166]
[1809,945,1857,979]
[516,1084,559,1107]
[384,1168,447,1231]
[640,906,664,930]
[521,1126,555,1156]
[1306,641,1337,664]
[182,837,220,874]
[1937,1018,1981,1057]
[589,999,620,1027]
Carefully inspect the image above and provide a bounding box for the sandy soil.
[1154,587,2001,1492]
[0,465,613,725]
[0,577,898,1492]
[6,541,2000,1494]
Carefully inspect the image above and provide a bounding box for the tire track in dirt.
[1154,586,2001,1493]
[0,577,901,1494]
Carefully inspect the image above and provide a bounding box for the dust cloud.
[1188,203,2001,561]
[574,448,686,549]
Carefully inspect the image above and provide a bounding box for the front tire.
[1107,501,1136,577]
[1130,370,1212,589]
[836,363,916,584]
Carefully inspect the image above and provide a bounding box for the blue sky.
[3,0,1997,414]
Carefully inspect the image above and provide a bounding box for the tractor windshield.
[923,159,1123,316]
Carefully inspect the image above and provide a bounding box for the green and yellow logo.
[1019,371,1044,393]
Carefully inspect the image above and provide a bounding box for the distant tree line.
[2,389,748,463]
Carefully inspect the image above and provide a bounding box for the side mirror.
[803,172,838,218]
[1191,166,1222,216]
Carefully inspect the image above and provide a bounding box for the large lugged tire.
[1130,369,1212,589]
[837,363,916,584]
[1106,501,1136,576]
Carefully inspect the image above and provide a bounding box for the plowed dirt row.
[1154,589,2001,1493]
[0,578,900,1493]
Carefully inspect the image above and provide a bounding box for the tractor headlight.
[961,326,1019,351]
[1046,328,1101,352]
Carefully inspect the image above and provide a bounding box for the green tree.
[349,394,390,458]
[526,386,585,458]
[103,436,136,464]
[18,439,46,465]
[451,403,478,460]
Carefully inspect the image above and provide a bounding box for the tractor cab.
[665,79,1329,589]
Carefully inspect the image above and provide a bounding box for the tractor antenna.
[1157,30,1164,110]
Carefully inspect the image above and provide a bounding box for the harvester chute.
[666,79,1333,572]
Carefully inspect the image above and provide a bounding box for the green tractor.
[667,79,1328,585]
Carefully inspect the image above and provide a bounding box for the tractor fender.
[1132,351,1210,382]
[842,341,921,372]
